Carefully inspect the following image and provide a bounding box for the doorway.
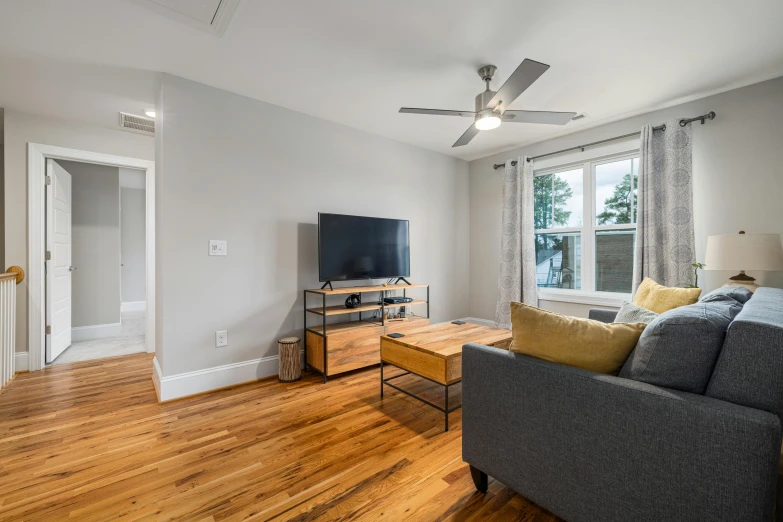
[27,144,155,372]
[45,159,148,364]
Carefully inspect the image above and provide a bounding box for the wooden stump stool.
[278,337,301,382]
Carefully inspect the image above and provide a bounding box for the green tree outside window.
[596,172,638,225]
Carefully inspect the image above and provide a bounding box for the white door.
[46,160,73,362]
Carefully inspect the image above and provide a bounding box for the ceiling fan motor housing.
[475,90,502,128]
[475,90,498,112]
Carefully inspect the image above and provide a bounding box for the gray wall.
[469,76,783,320]
[0,109,4,267]
[155,74,470,376]
[4,110,153,353]
[58,160,121,327]
[121,187,146,303]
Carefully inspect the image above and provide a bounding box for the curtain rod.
[492,111,715,169]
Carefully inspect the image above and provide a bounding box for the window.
[534,153,638,296]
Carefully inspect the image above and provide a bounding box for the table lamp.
[704,231,783,291]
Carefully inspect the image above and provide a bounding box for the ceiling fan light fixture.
[475,110,501,131]
[398,59,576,147]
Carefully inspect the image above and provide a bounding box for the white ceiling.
[1,0,782,161]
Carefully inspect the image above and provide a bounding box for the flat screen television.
[318,213,410,282]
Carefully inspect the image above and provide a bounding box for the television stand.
[303,283,430,383]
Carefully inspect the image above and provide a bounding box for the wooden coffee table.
[380,321,512,431]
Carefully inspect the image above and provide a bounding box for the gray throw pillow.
[700,285,753,305]
[613,301,658,324]
[619,295,743,394]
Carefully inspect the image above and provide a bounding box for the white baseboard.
[153,352,303,402]
[15,352,29,372]
[152,356,162,400]
[121,301,146,312]
[71,323,122,342]
[460,316,498,328]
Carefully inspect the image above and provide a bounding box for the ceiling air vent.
[128,0,241,37]
[119,112,155,136]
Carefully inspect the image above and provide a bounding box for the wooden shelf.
[304,281,430,381]
[306,316,430,376]
[306,319,383,335]
[305,283,428,296]
[307,315,430,335]
[306,300,427,317]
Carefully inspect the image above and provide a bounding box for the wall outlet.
[209,240,227,256]
[215,330,228,347]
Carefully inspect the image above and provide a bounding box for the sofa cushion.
[613,301,658,324]
[633,277,701,314]
[619,296,743,393]
[700,285,753,305]
[705,287,783,420]
[509,302,646,374]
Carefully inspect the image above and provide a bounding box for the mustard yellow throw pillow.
[509,302,646,374]
[633,277,701,314]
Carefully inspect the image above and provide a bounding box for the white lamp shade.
[704,233,783,271]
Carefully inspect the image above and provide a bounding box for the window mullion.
[583,162,595,293]
[550,174,554,229]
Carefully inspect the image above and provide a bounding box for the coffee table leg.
[380,360,384,398]
[444,384,449,431]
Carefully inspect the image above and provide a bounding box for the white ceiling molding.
[128,0,240,36]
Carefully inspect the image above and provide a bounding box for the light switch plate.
[215,330,228,347]
[209,240,227,256]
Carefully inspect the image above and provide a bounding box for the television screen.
[318,213,410,282]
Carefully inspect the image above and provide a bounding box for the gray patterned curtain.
[495,157,538,329]
[633,120,695,291]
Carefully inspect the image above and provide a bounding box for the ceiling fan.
[399,59,577,147]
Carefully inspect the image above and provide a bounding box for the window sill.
[537,289,629,308]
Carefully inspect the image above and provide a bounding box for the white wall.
[155,74,469,379]
[4,110,153,353]
[58,160,121,327]
[121,186,146,303]
[469,76,783,320]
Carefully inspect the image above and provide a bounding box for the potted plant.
[685,262,705,289]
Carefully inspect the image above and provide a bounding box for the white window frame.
[534,148,639,307]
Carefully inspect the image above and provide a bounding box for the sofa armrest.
[462,343,780,522]
[588,308,617,323]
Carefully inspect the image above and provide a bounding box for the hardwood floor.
[0,353,559,521]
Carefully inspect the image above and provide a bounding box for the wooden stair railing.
[0,268,22,390]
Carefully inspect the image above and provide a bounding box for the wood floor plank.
[0,353,560,521]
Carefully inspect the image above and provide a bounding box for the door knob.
[68,266,77,271]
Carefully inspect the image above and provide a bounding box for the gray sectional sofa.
[462,287,783,522]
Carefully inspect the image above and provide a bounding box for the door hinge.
[45,251,52,261]
[45,325,52,335]
[45,175,52,185]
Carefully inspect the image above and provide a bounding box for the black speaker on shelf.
[345,293,362,309]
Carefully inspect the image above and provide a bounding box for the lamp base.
[724,271,758,292]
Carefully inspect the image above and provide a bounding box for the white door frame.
[27,143,155,371]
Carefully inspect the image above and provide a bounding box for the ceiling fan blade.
[502,110,577,125]
[453,124,480,147]
[487,59,550,110]
[399,108,475,117]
